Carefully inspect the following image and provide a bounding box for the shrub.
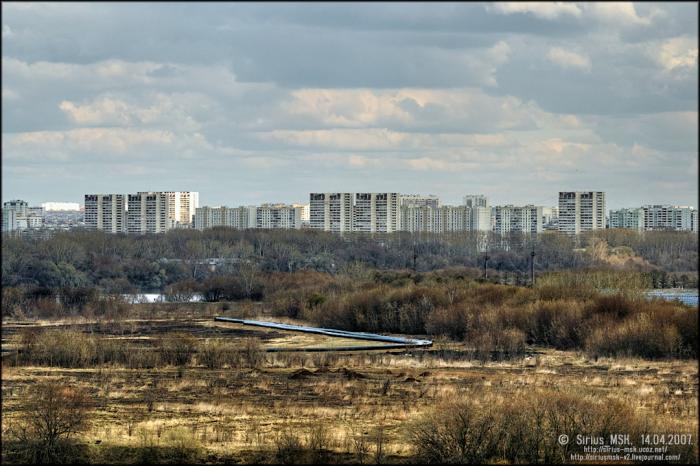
[410,389,655,464]
[275,430,305,464]
[586,313,682,359]
[159,333,197,366]
[8,380,91,463]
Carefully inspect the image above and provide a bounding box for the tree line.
[2,228,697,293]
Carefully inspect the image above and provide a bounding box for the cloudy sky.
[2,2,698,209]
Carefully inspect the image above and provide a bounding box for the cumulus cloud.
[1,3,697,208]
[655,36,698,71]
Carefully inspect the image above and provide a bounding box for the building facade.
[492,205,543,235]
[352,193,401,233]
[127,192,169,234]
[642,205,697,231]
[609,208,645,231]
[309,193,354,233]
[164,191,199,227]
[84,194,127,233]
[558,191,606,235]
[256,204,303,229]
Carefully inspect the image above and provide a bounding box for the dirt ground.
[2,316,698,464]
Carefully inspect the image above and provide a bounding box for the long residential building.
[558,191,606,235]
[642,205,697,232]
[492,205,543,235]
[84,194,127,233]
[609,208,645,231]
[194,204,303,230]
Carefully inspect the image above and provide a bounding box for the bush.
[159,333,197,366]
[586,313,682,359]
[410,389,655,464]
[8,380,91,463]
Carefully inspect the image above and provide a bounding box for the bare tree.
[9,380,91,463]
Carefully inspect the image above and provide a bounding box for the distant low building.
[41,202,81,212]
[2,199,44,234]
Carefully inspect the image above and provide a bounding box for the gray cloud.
[1,2,697,209]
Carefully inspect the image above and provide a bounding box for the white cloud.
[490,2,582,19]
[547,47,591,71]
[655,36,698,72]
[58,93,205,131]
[585,3,652,26]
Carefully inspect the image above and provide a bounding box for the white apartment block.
[558,191,606,235]
[84,194,127,233]
[128,192,169,234]
[609,208,645,231]
[310,193,354,233]
[442,205,472,232]
[400,205,443,233]
[256,204,303,229]
[352,193,401,233]
[400,194,440,209]
[492,205,543,235]
[164,191,199,226]
[462,194,491,231]
[642,205,697,231]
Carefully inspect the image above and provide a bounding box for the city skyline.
[2,3,698,210]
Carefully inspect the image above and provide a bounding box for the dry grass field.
[2,308,698,464]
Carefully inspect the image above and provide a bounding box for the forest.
[1,228,697,294]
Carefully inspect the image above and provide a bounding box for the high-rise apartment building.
[558,191,606,235]
[352,193,401,233]
[257,204,303,229]
[127,192,169,234]
[609,208,645,231]
[400,205,443,233]
[164,191,199,226]
[461,195,491,231]
[442,205,472,232]
[84,194,127,233]
[642,205,697,231]
[309,193,354,233]
[492,205,543,235]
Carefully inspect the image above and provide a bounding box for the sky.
[1,2,698,210]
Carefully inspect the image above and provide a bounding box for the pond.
[646,290,698,307]
[121,293,204,304]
